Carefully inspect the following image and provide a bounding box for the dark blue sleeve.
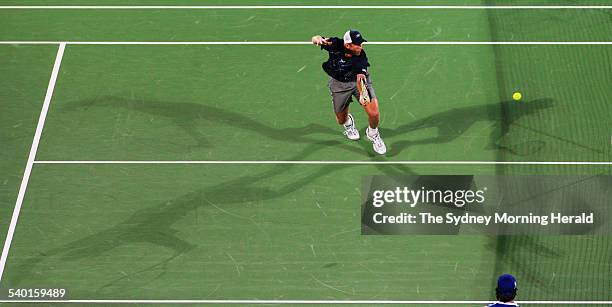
[353,54,369,75]
[321,37,342,52]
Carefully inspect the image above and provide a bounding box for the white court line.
[0,43,66,282]
[0,5,611,9]
[0,300,610,304]
[34,161,612,165]
[0,41,611,45]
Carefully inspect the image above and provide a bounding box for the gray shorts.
[328,75,377,113]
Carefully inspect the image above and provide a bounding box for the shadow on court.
[11,96,572,292]
[9,149,345,289]
[9,144,419,290]
[382,98,554,157]
[60,96,559,159]
[61,95,371,156]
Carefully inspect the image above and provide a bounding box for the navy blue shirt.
[320,37,370,82]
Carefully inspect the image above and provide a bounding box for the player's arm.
[356,74,370,106]
[311,35,332,47]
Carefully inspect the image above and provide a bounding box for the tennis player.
[486,274,520,307]
[312,30,386,155]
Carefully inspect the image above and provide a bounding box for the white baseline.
[0,300,610,304]
[0,41,611,45]
[0,5,611,9]
[0,43,66,282]
[34,161,612,165]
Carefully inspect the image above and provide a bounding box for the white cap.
[343,30,352,43]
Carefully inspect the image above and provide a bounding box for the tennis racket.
[359,77,370,105]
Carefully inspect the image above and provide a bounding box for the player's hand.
[359,95,369,106]
[312,36,330,46]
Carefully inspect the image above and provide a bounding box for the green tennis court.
[1,0,611,304]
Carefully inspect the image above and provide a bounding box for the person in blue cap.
[486,274,519,307]
[311,30,387,155]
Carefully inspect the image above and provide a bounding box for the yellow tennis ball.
[512,92,522,101]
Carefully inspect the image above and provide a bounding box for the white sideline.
[0,41,611,45]
[0,43,66,282]
[0,300,610,304]
[34,161,612,165]
[0,5,611,9]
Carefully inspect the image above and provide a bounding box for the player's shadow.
[10,145,362,290]
[382,98,554,157]
[61,95,367,156]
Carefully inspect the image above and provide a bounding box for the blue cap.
[497,274,517,295]
[343,29,367,45]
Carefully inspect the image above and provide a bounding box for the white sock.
[343,114,354,127]
[368,126,378,136]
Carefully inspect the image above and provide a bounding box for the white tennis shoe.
[343,113,360,141]
[366,127,387,155]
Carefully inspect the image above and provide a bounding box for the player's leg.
[329,78,360,140]
[336,106,359,141]
[364,98,386,155]
[357,76,386,154]
[363,98,380,128]
[335,107,349,125]
[336,108,359,141]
